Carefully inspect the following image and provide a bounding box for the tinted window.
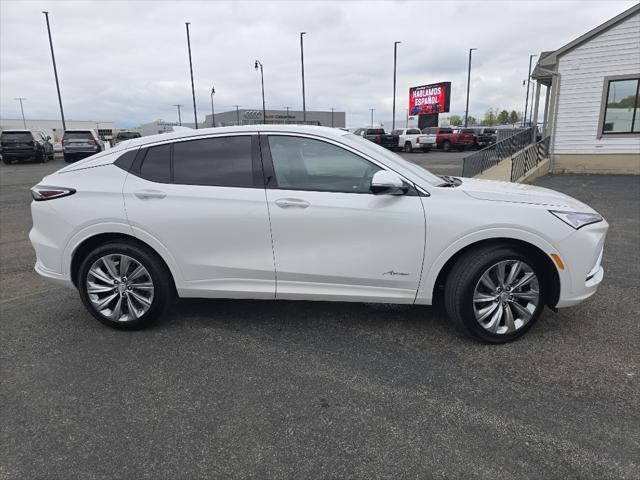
[366,129,385,135]
[391,130,402,136]
[140,144,171,183]
[173,136,253,187]
[117,132,141,140]
[1,132,33,142]
[439,128,453,133]
[63,131,93,140]
[422,127,436,134]
[408,129,421,135]
[268,136,380,193]
[484,128,496,134]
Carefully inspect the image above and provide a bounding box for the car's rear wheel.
[2,157,11,165]
[444,246,544,343]
[404,141,413,153]
[78,241,173,329]
[442,140,452,152]
[422,146,431,153]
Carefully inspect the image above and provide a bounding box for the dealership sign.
[409,82,451,115]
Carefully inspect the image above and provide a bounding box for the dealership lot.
[1,159,638,479]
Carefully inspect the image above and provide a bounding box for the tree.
[508,110,521,125]
[467,115,478,126]
[448,115,463,126]
[497,110,510,125]
[481,108,498,126]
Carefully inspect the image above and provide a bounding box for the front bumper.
[554,219,608,308]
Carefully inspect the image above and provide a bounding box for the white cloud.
[1,0,636,127]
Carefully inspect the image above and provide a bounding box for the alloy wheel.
[86,254,154,322]
[472,260,540,335]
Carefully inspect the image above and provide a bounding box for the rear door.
[261,133,425,303]
[122,134,275,298]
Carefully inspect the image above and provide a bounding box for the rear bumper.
[34,260,74,289]
[2,150,37,160]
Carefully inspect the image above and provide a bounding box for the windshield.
[117,132,141,140]
[342,133,443,186]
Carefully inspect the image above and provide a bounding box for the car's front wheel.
[78,241,173,329]
[444,246,544,343]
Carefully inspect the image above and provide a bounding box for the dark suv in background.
[62,129,104,163]
[114,130,142,145]
[472,127,497,149]
[0,130,54,164]
[353,128,399,150]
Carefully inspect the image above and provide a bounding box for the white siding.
[554,12,640,154]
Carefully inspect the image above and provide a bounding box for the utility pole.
[185,22,198,129]
[173,104,184,126]
[284,106,290,123]
[254,60,266,124]
[406,108,409,128]
[330,107,335,128]
[233,105,241,125]
[392,41,401,130]
[42,11,66,131]
[300,32,306,124]
[523,54,537,127]
[370,108,375,127]
[14,98,27,128]
[464,48,477,127]
[210,86,215,127]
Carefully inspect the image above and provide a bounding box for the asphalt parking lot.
[1,158,639,479]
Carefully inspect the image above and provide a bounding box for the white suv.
[29,125,607,343]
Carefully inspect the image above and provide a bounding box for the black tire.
[78,241,173,330]
[403,141,413,153]
[39,151,47,163]
[64,155,73,163]
[422,146,431,153]
[2,157,11,165]
[442,140,452,152]
[444,245,545,344]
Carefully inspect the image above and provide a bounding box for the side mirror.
[370,170,409,195]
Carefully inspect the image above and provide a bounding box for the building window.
[602,77,639,134]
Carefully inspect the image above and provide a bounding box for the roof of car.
[112,124,351,152]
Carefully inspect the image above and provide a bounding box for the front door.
[262,134,426,303]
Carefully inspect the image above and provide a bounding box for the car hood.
[459,178,594,211]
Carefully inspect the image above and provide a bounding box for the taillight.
[89,139,96,145]
[416,137,420,144]
[31,185,76,201]
[376,135,382,142]
[61,139,65,146]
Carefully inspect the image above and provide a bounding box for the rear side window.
[173,136,253,187]
[439,128,453,134]
[408,129,421,135]
[140,144,171,183]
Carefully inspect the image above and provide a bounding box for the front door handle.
[134,189,166,200]
[275,198,310,209]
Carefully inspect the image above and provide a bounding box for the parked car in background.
[471,127,497,149]
[114,131,142,145]
[53,142,63,153]
[0,130,54,164]
[29,125,608,343]
[62,129,104,163]
[391,128,437,153]
[421,127,474,152]
[353,128,399,150]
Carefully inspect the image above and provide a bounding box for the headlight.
[549,210,603,229]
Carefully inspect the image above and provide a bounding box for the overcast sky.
[1,0,637,128]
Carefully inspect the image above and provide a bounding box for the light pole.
[284,106,290,124]
[392,41,401,130]
[185,22,198,129]
[300,32,306,124]
[406,108,409,128]
[210,86,215,127]
[464,48,477,127]
[173,104,184,126]
[330,107,335,128]
[523,54,537,127]
[14,98,27,128]
[370,108,375,127]
[233,105,241,125]
[42,11,66,131]
[254,60,266,124]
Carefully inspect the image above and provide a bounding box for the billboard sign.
[409,82,451,115]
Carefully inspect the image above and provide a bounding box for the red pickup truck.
[421,127,475,152]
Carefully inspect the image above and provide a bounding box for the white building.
[532,3,640,174]
[0,118,116,142]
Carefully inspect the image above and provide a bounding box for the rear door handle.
[134,189,166,200]
[275,198,310,209]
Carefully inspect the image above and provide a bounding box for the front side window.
[602,78,639,134]
[268,136,380,193]
[173,136,253,187]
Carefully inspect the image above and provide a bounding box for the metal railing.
[462,127,536,177]
[510,136,550,182]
